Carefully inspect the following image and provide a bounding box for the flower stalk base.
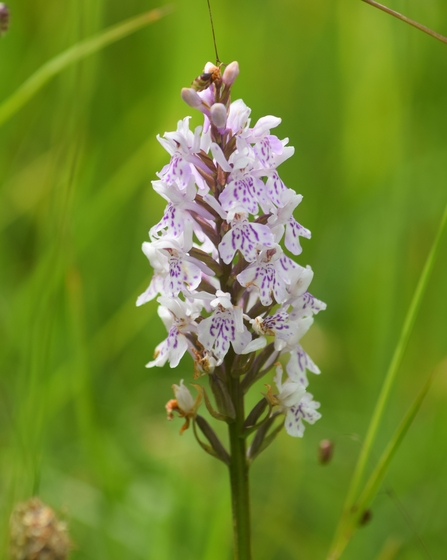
[228,374,252,560]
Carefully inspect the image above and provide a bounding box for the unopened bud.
[181,88,204,109]
[173,380,196,413]
[0,3,9,36]
[167,380,202,434]
[222,61,239,86]
[9,497,71,560]
[318,439,334,464]
[210,103,227,128]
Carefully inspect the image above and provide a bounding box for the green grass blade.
[361,0,447,46]
[0,5,172,128]
[374,538,402,560]
[356,373,434,516]
[328,374,433,560]
[346,203,447,503]
[328,201,447,558]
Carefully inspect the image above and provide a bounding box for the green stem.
[0,6,172,128]
[227,373,252,560]
[361,0,447,46]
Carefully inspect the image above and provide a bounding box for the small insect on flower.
[0,3,9,36]
[191,64,222,92]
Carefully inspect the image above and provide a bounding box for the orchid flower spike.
[139,61,325,441]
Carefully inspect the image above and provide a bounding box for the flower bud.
[210,103,227,129]
[9,497,71,560]
[0,3,9,36]
[181,87,204,109]
[318,439,334,464]
[222,61,239,86]
[173,380,196,413]
[166,380,202,434]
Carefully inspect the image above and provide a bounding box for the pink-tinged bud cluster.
[0,3,9,37]
[139,62,325,437]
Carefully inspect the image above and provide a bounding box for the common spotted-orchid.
[138,61,326,558]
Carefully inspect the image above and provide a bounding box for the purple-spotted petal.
[290,292,327,320]
[167,328,189,368]
[286,345,320,385]
[197,309,235,361]
[158,153,193,188]
[285,394,321,437]
[285,408,305,437]
[164,255,202,297]
[218,229,238,264]
[136,275,164,306]
[266,172,288,206]
[146,326,189,368]
[219,216,273,264]
[238,223,267,262]
[237,253,290,306]
[150,203,185,240]
[219,175,267,215]
[284,218,311,255]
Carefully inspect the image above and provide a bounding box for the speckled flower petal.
[285,394,321,437]
[238,253,291,305]
[266,172,288,207]
[197,309,235,361]
[163,255,202,297]
[290,292,327,321]
[219,175,268,215]
[218,218,273,264]
[284,218,311,256]
[136,275,164,306]
[158,153,193,189]
[286,345,320,386]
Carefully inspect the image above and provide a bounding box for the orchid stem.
[227,371,252,560]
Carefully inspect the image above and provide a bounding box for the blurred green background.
[1,0,447,558]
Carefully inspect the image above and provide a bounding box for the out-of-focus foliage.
[1,0,446,558]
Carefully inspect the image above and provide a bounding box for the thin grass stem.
[361,0,447,45]
[329,374,433,559]
[356,374,433,520]
[0,6,172,128]
[329,202,447,558]
[206,0,220,64]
